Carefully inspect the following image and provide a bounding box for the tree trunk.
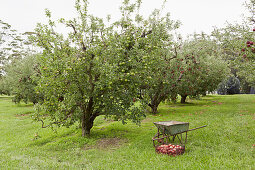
[81,113,96,136]
[150,103,159,114]
[148,98,161,114]
[81,120,93,136]
[81,97,97,137]
[181,95,187,104]
[148,88,167,114]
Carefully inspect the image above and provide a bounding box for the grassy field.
[0,95,254,169]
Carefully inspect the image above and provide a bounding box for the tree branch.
[39,105,77,128]
[67,23,87,52]
[141,30,152,38]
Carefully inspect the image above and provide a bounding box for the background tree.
[0,55,43,103]
[0,20,30,76]
[136,8,182,114]
[176,34,229,103]
[212,23,254,90]
[212,0,255,90]
[0,20,36,97]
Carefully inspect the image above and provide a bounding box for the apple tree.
[212,0,255,88]
[134,9,182,114]
[32,0,174,136]
[237,0,255,87]
[176,34,229,103]
[0,54,43,103]
[212,24,254,87]
[0,20,35,96]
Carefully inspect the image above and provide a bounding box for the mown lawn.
[0,95,254,169]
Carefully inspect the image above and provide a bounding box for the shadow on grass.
[28,127,79,146]
[14,103,34,107]
[0,96,12,100]
[15,111,33,117]
[28,121,131,151]
[168,96,223,107]
[151,96,225,117]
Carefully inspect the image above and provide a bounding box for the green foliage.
[0,77,11,95]
[176,34,229,102]
[134,8,181,114]
[0,55,42,103]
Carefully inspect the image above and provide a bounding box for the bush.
[217,76,240,95]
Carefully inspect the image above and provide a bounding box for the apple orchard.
[0,0,254,136]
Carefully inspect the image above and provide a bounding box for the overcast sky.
[0,0,249,38]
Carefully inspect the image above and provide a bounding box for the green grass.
[0,95,254,169]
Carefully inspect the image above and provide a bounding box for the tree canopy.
[31,0,184,136]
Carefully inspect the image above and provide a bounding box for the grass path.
[0,95,254,169]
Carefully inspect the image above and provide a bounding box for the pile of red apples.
[155,144,185,157]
